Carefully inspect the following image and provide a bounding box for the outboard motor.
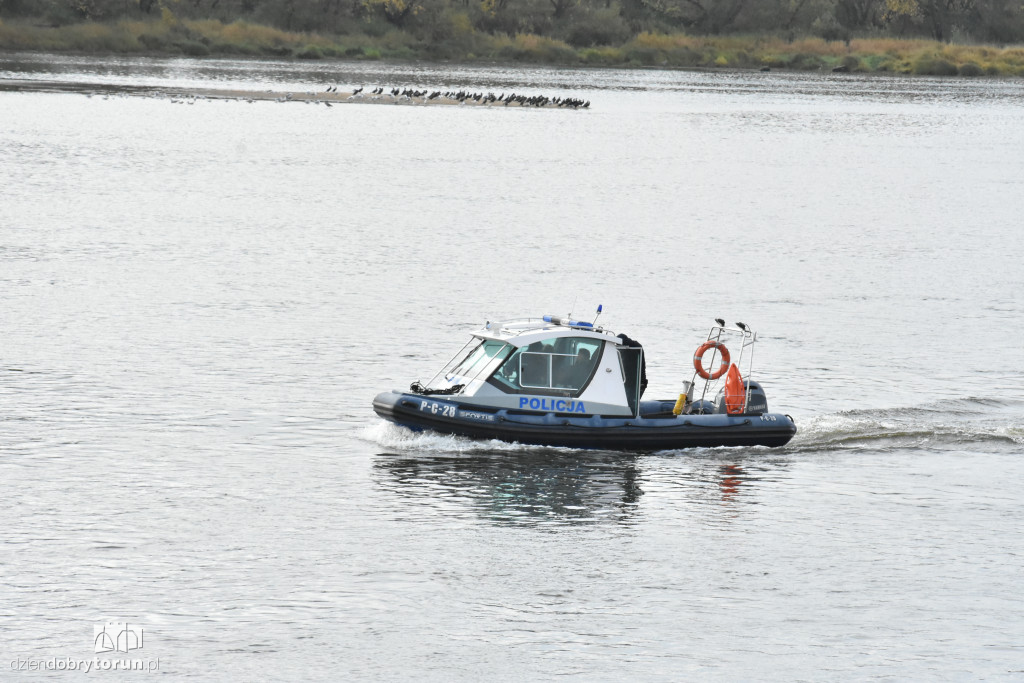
[714,380,769,416]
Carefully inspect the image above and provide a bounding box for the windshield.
[449,339,511,381]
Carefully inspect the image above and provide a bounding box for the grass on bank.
[2,16,1023,76]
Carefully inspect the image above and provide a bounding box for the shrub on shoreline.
[1,18,1022,77]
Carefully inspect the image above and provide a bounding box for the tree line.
[1,0,1022,46]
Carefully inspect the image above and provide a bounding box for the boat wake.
[787,396,1024,452]
[361,421,576,455]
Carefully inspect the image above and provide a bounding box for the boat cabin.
[418,316,644,417]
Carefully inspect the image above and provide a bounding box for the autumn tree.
[884,0,976,40]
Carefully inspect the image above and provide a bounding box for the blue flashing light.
[543,314,593,329]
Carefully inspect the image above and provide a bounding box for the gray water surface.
[2,54,1023,680]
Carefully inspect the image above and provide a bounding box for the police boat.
[372,314,797,451]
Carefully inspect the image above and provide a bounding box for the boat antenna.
[568,296,577,319]
[593,304,603,325]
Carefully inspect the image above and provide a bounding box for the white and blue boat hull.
[373,390,797,450]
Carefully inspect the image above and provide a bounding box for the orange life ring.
[693,340,730,380]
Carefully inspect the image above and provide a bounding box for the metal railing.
[690,323,757,413]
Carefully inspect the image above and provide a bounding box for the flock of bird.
[331,85,590,108]
[80,84,590,109]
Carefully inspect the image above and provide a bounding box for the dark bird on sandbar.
[353,86,364,94]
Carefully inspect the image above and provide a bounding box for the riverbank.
[2,17,1023,77]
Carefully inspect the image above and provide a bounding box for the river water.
[2,53,1023,680]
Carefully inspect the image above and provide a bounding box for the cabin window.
[520,351,552,388]
[488,337,601,396]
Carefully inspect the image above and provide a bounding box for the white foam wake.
[360,420,567,454]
